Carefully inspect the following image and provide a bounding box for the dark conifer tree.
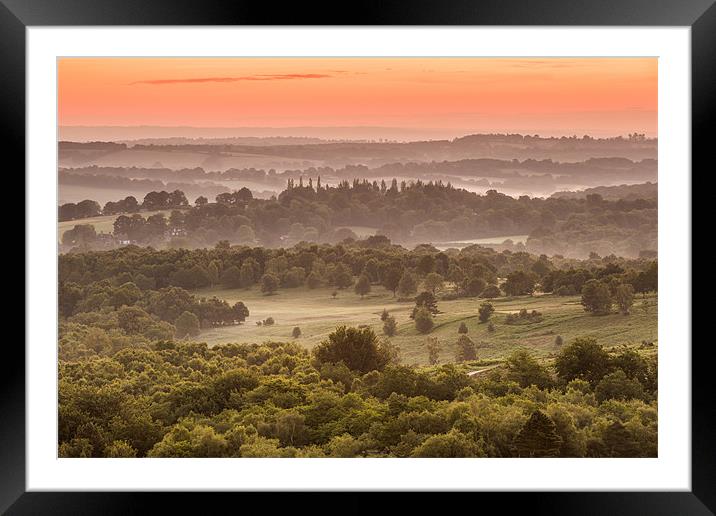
[513,410,562,457]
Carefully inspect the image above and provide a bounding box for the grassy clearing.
[192,284,658,366]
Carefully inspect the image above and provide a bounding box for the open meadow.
[193,285,658,365]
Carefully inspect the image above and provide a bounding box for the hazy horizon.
[59,125,658,143]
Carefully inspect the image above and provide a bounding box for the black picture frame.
[4,0,709,513]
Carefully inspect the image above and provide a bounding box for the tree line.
[59,190,190,222]
[60,240,656,302]
[60,180,657,258]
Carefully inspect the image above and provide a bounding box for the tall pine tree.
[513,410,562,457]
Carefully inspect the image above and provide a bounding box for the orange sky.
[58,57,657,138]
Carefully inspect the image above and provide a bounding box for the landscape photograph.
[58,57,658,458]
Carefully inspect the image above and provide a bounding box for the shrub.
[313,325,390,374]
[383,316,397,337]
[505,309,543,325]
[478,302,494,323]
[426,337,441,365]
[455,335,477,362]
[414,307,434,334]
[458,322,468,334]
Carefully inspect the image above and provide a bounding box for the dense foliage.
[59,326,657,458]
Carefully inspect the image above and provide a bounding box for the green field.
[192,284,658,366]
[58,210,173,241]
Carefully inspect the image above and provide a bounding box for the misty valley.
[57,57,658,460]
[58,132,658,459]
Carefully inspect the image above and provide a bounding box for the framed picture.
[7,0,709,512]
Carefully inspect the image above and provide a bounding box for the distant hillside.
[551,182,657,201]
[59,133,657,172]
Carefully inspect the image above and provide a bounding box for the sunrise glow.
[58,57,657,138]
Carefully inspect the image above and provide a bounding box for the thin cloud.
[130,73,332,85]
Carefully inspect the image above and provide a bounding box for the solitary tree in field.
[380,308,390,322]
[354,274,371,298]
[292,326,302,339]
[455,334,477,362]
[175,311,200,338]
[614,283,635,315]
[478,302,495,323]
[581,279,612,315]
[426,337,441,365]
[411,292,439,318]
[414,306,434,334]
[383,315,397,337]
[232,302,250,324]
[261,273,280,295]
[513,410,562,457]
[458,322,469,334]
